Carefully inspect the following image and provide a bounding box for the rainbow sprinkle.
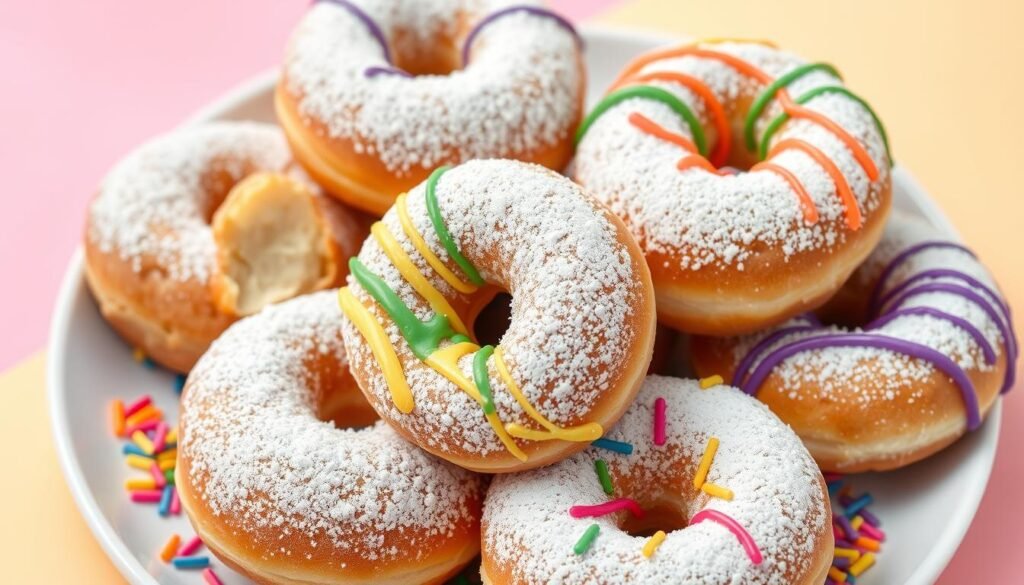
[573,524,600,555]
[172,556,210,569]
[699,375,724,389]
[827,476,885,582]
[652,397,667,446]
[689,508,763,565]
[642,530,667,558]
[591,437,633,454]
[594,459,614,495]
[202,568,224,585]
[178,536,204,557]
[159,534,180,563]
[692,437,720,489]
[700,482,734,501]
[570,498,644,519]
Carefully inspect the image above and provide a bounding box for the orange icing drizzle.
[613,72,730,166]
[676,155,727,175]
[627,112,697,153]
[768,138,862,229]
[749,161,820,225]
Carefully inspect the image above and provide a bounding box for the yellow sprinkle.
[132,347,146,363]
[700,482,734,501]
[157,449,177,462]
[125,454,153,470]
[165,426,178,445]
[699,375,724,389]
[125,477,157,490]
[849,552,876,577]
[132,430,155,455]
[642,530,667,558]
[158,458,176,471]
[828,566,847,583]
[833,547,861,561]
[124,405,162,428]
[851,515,864,530]
[692,437,720,488]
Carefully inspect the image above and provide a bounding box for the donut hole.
[472,292,512,346]
[391,28,461,76]
[310,355,381,430]
[619,500,690,537]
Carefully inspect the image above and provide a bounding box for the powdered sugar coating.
[180,291,483,563]
[283,0,582,175]
[730,214,1010,412]
[86,122,291,282]
[574,41,890,271]
[341,159,648,459]
[483,376,829,584]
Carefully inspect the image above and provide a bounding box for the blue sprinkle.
[844,493,874,518]
[174,374,187,395]
[827,480,844,496]
[122,444,153,458]
[142,357,156,370]
[172,556,209,569]
[158,485,174,517]
[591,438,633,455]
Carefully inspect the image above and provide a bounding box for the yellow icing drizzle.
[370,221,471,337]
[698,37,778,47]
[396,194,478,295]
[425,342,527,461]
[493,347,604,442]
[337,287,415,414]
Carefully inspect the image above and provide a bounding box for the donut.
[481,376,833,585]
[177,291,484,585]
[276,0,585,215]
[692,213,1018,471]
[84,122,367,372]
[573,39,893,335]
[338,159,656,472]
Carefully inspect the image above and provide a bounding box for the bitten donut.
[177,291,484,585]
[692,213,1018,471]
[338,160,656,472]
[277,0,585,215]
[573,39,893,335]
[85,122,367,372]
[482,376,833,585]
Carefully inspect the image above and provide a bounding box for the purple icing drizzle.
[460,5,581,66]
[731,324,817,387]
[872,268,1011,319]
[316,0,392,64]
[867,307,996,365]
[870,241,976,303]
[364,65,412,78]
[738,333,983,430]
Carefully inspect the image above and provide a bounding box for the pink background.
[1,0,1016,582]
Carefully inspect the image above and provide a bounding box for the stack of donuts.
[85,1,1016,584]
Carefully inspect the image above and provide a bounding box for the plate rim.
[46,23,1000,585]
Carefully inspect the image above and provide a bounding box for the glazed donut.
[276,0,585,215]
[482,375,833,585]
[573,39,893,335]
[84,122,367,372]
[692,213,1018,472]
[177,291,484,585]
[338,159,656,472]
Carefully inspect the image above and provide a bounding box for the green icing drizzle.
[348,257,456,360]
[743,62,842,152]
[424,166,485,287]
[758,85,892,164]
[472,345,496,414]
[450,334,471,344]
[575,85,708,157]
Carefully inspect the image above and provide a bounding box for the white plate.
[48,25,1000,585]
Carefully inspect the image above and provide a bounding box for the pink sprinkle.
[178,536,204,557]
[130,490,163,503]
[124,395,152,417]
[832,525,843,541]
[152,422,169,453]
[859,521,886,542]
[202,568,223,585]
[150,462,166,489]
[124,419,160,436]
[170,487,181,516]
[653,397,667,446]
[569,498,645,519]
[690,508,763,565]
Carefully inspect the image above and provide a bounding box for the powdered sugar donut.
[84,122,366,372]
[573,40,892,335]
[339,160,656,473]
[482,376,833,585]
[692,213,1017,471]
[178,291,484,584]
[277,0,584,215]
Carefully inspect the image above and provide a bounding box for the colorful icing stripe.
[767,138,862,229]
[396,193,478,294]
[363,65,411,78]
[569,497,645,519]
[627,112,698,153]
[461,5,581,65]
[473,345,497,414]
[425,166,486,287]
[689,509,763,565]
[749,161,820,225]
[315,0,392,64]
[867,307,996,365]
[576,85,708,156]
[743,62,842,151]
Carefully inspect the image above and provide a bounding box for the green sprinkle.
[425,166,485,287]
[164,468,175,485]
[758,85,892,164]
[595,459,614,494]
[473,345,497,415]
[573,524,600,555]
[743,62,842,152]
[575,85,708,156]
